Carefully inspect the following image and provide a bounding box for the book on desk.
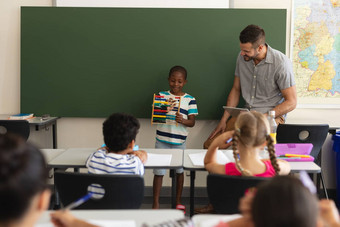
[9,113,34,120]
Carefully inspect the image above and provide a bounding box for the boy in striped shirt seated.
[86,113,147,175]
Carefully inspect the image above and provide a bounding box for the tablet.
[223,106,249,117]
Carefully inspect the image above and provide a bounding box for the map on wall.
[293,0,340,106]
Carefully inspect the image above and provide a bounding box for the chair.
[276,124,329,198]
[54,172,144,209]
[207,174,268,214]
[0,120,30,140]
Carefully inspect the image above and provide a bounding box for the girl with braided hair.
[204,111,290,176]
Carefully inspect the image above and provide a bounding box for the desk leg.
[52,122,57,149]
[170,169,177,209]
[190,170,196,217]
[320,173,329,199]
[53,168,60,209]
[316,172,329,199]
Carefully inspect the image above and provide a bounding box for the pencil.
[283,154,311,158]
[64,192,93,210]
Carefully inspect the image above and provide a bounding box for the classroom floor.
[140,195,209,216]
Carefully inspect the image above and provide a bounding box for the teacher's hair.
[0,133,48,223]
[232,111,280,176]
[252,175,319,227]
[239,24,265,48]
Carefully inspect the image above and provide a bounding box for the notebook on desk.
[275,143,314,162]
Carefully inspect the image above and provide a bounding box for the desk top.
[183,149,321,174]
[45,148,321,173]
[47,148,183,169]
[41,149,65,163]
[0,114,58,126]
[288,162,321,173]
[36,209,184,227]
[48,148,95,168]
[27,116,59,125]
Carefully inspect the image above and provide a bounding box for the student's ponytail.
[232,129,253,176]
[266,135,280,175]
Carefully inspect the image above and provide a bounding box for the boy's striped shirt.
[156,91,198,145]
[86,147,144,197]
[86,147,144,175]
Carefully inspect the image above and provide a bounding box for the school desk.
[47,148,183,208]
[36,209,184,227]
[0,115,59,148]
[192,214,242,227]
[183,149,322,217]
[46,148,183,169]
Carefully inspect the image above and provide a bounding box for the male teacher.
[203,24,297,149]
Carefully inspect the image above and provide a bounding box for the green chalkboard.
[21,7,286,119]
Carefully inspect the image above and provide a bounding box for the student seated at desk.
[204,111,290,176]
[86,112,147,175]
[196,111,290,214]
[85,113,147,197]
[0,133,96,227]
[217,175,340,227]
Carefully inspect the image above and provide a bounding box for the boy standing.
[86,113,147,175]
[153,65,198,211]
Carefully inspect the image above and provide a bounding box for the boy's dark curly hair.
[103,113,140,152]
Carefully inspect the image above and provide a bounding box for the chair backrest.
[54,172,144,209]
[207,174,268,214]
[276,124,329,164]
[0,120,30,140]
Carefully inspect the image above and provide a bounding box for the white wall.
[1,0,339,188]
[54,0,229,8]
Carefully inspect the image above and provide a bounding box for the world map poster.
[293,0,340,106]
